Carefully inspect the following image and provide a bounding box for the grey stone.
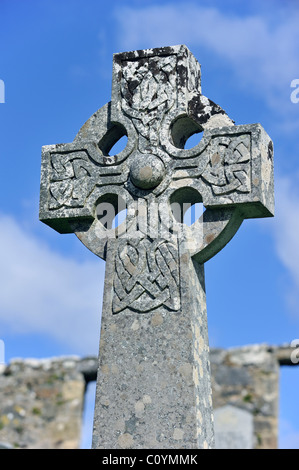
[0,442,13,449]
[214,405,253,449]
[0,358,85,449]
[130,153,165,189]
[210,344,281,448]
[39,45,274,449]
[0,343,296,449]
[214,365,252,387]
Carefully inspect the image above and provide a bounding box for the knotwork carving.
[49,151,95,209]
[201,134,251,195]
[112,237,180,314]
[48,148,128,210]
[120,55,176,151]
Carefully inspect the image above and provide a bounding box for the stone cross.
[39,45,274,449]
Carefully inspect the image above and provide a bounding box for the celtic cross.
[39,45,274,449]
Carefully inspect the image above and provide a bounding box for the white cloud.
[114,3,299,120]
[271,174,299,317]
[273,176,299,281]
[0,214,104,355]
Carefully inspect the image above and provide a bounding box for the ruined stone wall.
[211,345,280,449]
[0,345,295,449]
[0,357,87,449]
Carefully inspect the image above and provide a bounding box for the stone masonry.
[0,344,296,449]
[0,357,86,449]
[210,345,280,449]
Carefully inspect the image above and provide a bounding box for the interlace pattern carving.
[49,151,94,209]
[201,134,251,195]
[112,237,180,314]
[120,55,177,151]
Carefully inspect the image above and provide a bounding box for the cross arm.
[169,122,274,220]
[201,123,274,219]
[39,141,129,233]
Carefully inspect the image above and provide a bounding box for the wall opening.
[98,124,128,156]
[170,115,203,149]
[108,134,128,156]
[80,381,96,449]
[96,194,127,230]
[183,202,205,226]
[184,131,203,149]
[279,366,299,448]
[170,186,205,226]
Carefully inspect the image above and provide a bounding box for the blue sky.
[0,0,299,449]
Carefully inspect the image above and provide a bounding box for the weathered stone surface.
[211,344,280,449]
[0,344,296,449]
[0,357,85,449]
[93,259,213,449]
[39,45,274,449]
[214,405,253,449]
